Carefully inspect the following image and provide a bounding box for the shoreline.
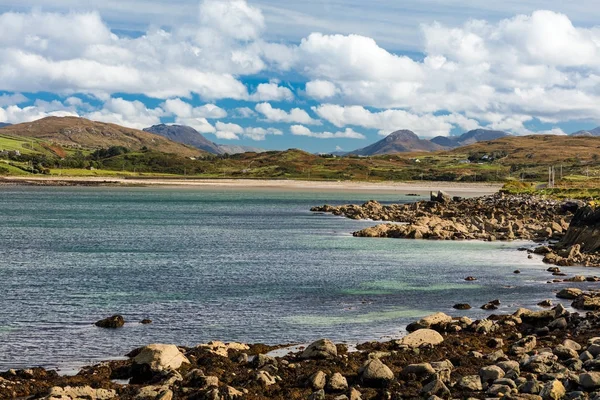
[0,176,502,195]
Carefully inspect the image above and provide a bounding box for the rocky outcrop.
[312,194,573,243]
[95,315,125,329]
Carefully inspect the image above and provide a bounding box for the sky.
[1,1,600,153]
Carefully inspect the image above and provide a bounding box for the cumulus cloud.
[214,121,281,141]
[249,82,294,102]
[312,104,480,137]
[305,80,338,100]
[163,98,227,119]
[232,107,257,118]
[291,125,365,139]
[84,98,163,129]
[255,102,320,125]
[0,93,28,107]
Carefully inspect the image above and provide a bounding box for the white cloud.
[232,107,257,118]
[214,121,281,140]
[85,98,163,129]
[174,117,216,133]
[249,82,294,101]
[0,93,28,107]
[312,104,480,137]
[305,80,338,99]
[163,98,227,119]
[199,0,265,41]
[291,125,365,139]
[255,102,320,125]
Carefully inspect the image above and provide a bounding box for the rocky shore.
[8,296,600,399]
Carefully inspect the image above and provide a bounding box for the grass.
[48,168,178,177]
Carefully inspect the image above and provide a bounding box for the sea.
[0,186,596,371]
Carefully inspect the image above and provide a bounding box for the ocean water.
[0,186,596,371]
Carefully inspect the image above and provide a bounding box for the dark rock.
[141,319,152,325]
[95,315,125,329]
[453,303,472,310]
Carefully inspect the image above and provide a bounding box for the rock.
[497,361,521,374]
[46,386,117,400]
[133,344,190,372]
[453,303,472,310]
[135,386,172,399]
[252,353,276,369]
[572,295,600,311]
[308,389,326,400]
[300,339,338,360]
[457,375,483,391]
[563,339,582,352]
[579,372,600,390]
[406,312,453,332]
[431,191,452,203]
[539,380,566,400]
[256,370,276,387]
[420,379,451,398]
[398,329,444,347]
[327,373,348,392]
[465,276,477,281]
[349,388,362,400]
[511,336,537,355]
[539,300,553,308]
[402,363,435,378]
[140,319,153,325]
[480,365,505,382]
[515,270,522,274]
[225,386,244,399]
[487,384,513,397]
[488,338,504,348]
[197,341,250,357]
[554,345,579,360]
[557,288,583,300]
[359,358,394,387]
[549,318,568,330]
[308,371,327,390]
[94,315,125,329]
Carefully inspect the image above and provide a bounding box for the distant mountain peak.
[347,129,441,156]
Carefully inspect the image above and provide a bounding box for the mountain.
[1,117,201,157]
[0,122,11,128]
[144,124,223,154]
[348,130,443,156]
[431,129,510,148]
[218,144,265,154]
[571,127,600,137]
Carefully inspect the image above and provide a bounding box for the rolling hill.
[347,130,443,156]
[1,117,202,157]
[0,123,11,128]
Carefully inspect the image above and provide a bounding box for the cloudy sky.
[1,1,600,152]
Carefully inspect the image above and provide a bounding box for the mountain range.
[143,124,265,155]
[570,127,600,137]
[0,122,11,128]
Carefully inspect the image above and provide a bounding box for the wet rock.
[572,295,600,311]
[557,288,583,300]
[140,319,153,325]
[539,300,554,308]
[359,358,394,387]
[300,339,338,360]
[453,303,472,310]
[398,329,444,348]
[95,315,125,329]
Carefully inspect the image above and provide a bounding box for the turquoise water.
[0,186,595,370]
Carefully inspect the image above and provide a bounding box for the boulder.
[457,375,483,391]
[420,379,451,398]
[133,344,190,372]
[308,371,327,390]
[539,380,566,400]
[359,359,394,387]
[398,329,444,348]
[557,288,583,300]
[46,386,116,400]
[255,370,277,387]
[197,341,250,357]
[401,363,435,378]
[406,312,453,332]
[579,372,600,390]
[95,315,125,329]
[327,373,348,392]
[479,365,505,382]
[300,339,338,360]
[572,295,600,311]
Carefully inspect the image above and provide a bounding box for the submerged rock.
[95,315,125,329]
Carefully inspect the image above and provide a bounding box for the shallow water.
[0,186,596,370]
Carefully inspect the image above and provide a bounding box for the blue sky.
[1,1,600,153]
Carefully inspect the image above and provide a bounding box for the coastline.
[0,176,502,195]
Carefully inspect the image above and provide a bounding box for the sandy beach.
[0,176,502,196]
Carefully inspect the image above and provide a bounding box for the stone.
[407,312,453,331]
[420,379,451,398]
[327,373,348,392]
[512,336,537,355]
[255,371,276,387]
[563,339,582,352]
[539,300,554,308]
[300,339,338,360]
[539,380,566,400]
[140,319,152,324]
[308,389,325,400]
[453,303,472,310]
[497,361,521,374]
[554,345,579,360]
[94,315,125,329]
[487,384,513,396]
[308,371,327,390]
[197,341,250,357]
[133,344,190,371]
[135,386,171,400]
[480,365,505,382]
[46,386,116,400]
[226,386,244,399]
[402,363,435,378]
[557,288,583,300]
[457,375,483,391]
[359,358,394,387]
[252,353,276,369]
[579,372,600,390]
[398,329,444,347]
